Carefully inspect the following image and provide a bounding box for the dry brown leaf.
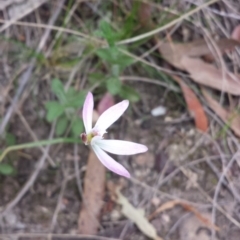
[181,203,220,231]
[78,95,117,234]
[179,213,220,240]
[202,90,240,137]
[232,25,240,41]
[138,3,208,132]
[148,200,219,231]
[116,189,163,240]
[181,57,240,95]
[138,2,154,29]
[148,200,181,220]
[78,149,106,234]
[159,39,240,69]
[79,97,117,234]
[160,39,240,95]
[171,75,208,132]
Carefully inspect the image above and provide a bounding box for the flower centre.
[80,130,99,145]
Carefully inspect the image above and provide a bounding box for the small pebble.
[135,152,154,168]
[151,106,167,117]
[110,209,121,221]
[162,213,170,223]
[164,116,173,122]
[151,197,161,207]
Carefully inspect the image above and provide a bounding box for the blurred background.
[1,0,240,239]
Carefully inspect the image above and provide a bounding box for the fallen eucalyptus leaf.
[202,90,240,137]
[181,57,240,95]
[116,189,163,240]
[171,75,208,132]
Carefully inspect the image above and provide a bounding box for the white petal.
[93,139,148,155]
[82,92,94,133]
[93,100,129,134]
[91,144,130,178]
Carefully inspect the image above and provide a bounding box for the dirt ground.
[1,1,240,240]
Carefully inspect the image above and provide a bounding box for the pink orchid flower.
[81,92,148,178]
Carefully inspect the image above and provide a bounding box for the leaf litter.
[161,36,240,136]
[170,75,208,132]
[2,0,240,239]
[148,200,220,231]
[139,1,240,135]
[78,140,106,234]
[202,89,240,137]
[115,188,163,240]
[180,56,240,95]
[138,3,208,133]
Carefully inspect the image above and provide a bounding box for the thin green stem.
[117,0,219,45]
[0,138,81,162]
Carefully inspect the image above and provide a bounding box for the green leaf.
[107,77,121,95]
[116,54,135,69]
[89,73,105,85]
[66,87,77,96]
[71,118,84,137]
[56,116,68,136]
[54,58,82,69]
[51,79,66,103]
[64,90,86,109]
[45,101,65,122]
[112,64,120,77]
[99,21,115,46]
[98,20,123,46]
[0,163,14,175]
[94,29,104,38]
[96,47,118,63]
[120,3,139,39]
[5,133,16,146]
[119,85,140,102]
[96,46,134,70]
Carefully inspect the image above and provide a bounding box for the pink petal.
[91,144,130,178]
[97,92,115,115]
[82,92,94,133]
[94,100,129,134]
[93,139,148,155]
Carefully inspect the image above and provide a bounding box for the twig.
[0,0,66,135]
[131,177,209,207]
[0,138,80,162]
[117,0,219,45]
[186,0,240,20]
[0,233,120,240]
[120,76,180,92]
[158,155,228,188]
[0,122,55,217]
[0,64,35,135]
[45,1,81,57]
[120,48,189,77]
[0,18,101,45]
[8,97,56,167]
[74,143,83,198]
[65,48,85,91]
[50,166,68,231]
[179,165,240,229]
[211,151,240,239]
[166,213,191,240]
[0,0,48,33]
